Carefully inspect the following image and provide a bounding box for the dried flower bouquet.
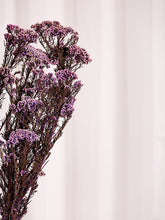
[0,21,91,219]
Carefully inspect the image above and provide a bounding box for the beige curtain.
[0,0,165,219]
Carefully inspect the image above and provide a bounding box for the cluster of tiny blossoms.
[69,44,92,65]
[19,45,50,69]
[7,129,37,146]
[0,20,91,220]
[31,21,79,46]
[31,21,91,71]
[11,98,42,113]
[55,69,77,83]
[0,66,15,86]
[5,24,38,48]
[4,24,39,68]
[60,102,74,119]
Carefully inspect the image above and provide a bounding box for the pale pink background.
[0,0,165,219]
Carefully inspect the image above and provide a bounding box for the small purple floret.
[8,129,37,146]
[61,103,74,119]
[17,99,42,112]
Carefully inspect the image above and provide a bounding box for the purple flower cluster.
[69,45,92,65]
[19,45,50,68]
[73,80,83,90]
[64,85,72,95]
[60,103,74,119]
[8,129,37,146]
[30,21,92,71]
[23,88,35,96]
[10,104,17,113]
[41,72,57,86]
[31,21,79,45]
[34,71,59,93]
[32,69,44,77]
[16,98,42,112]
[4,24,38,48]
[0,66,10,76]
[10,98,42,113]
[56,69,77,83]
[0,67,15,86]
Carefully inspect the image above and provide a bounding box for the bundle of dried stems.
[0,21,91,219]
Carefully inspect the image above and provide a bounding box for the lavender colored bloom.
[64,85,71,95]
[73,80,83,89]
[69,45,92,64]
[23,88,35,96]
[10,104,17,113]
[3,75,15,87]
[17,101,26,112]
[6,24,19,33]
[0,67,15,86]
[23,130,37,143]
[61,103,74,119]
[28,99,42,111]
[31,21,77,39]
[17,99,42,112]
[8,131,19,145]
[35,72,58,92]
[4,33,16,47]
[32,69,44,77]
[19,45,50,68]
[16,129,26,140]
[5,25,38,48]
[31,21,79,55]
[0,66,10,76]
[10,88,17,99]
[8,129,37,146]
[56,69,77,83]
[27,99,37,111]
